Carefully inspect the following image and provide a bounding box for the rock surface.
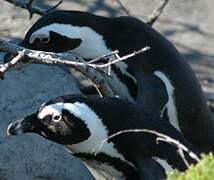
[0,0,213,179]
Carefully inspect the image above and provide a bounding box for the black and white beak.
[7,113,39,136]
[7,120,24,135]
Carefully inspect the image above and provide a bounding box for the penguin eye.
[52,115,62,122]
[40,37,50,44]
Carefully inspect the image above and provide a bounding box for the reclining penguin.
[5,10,214,152]
[7,94,198,180]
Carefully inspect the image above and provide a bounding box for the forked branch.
[147,0,169,26]
[0,40,149,96]
[4,0,169,25]
[4,0,62,18]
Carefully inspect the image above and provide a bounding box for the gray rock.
[0,135,93,180]
[0,54,93,179]
[0,1,95,178]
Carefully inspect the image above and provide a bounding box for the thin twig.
[0,51,25,80]
[4,0,44,16]
[0,40,113,96]
[45,1,63,14]
[98,47,150,68]
[26,0,35,19]
[93,129,200,168]
[113,0,130,16]
[0,40,149,96]
[4,0,63,18]
[5,0,168,25]
[147,0,169,26]
[87,50,119,64]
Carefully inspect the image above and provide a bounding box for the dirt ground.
[0,0,213,179]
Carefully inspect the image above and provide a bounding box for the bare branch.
[147,0,169,26]
[98,47,150,69]
[113,0,130,16]
[0,51,25,80]
[0,40,149,96]
[4,0,44,16]
[87,50,119,64]
[45,1,63,14]
[93,129,200,167]
[4,0,63,18]
[0,40,114,96]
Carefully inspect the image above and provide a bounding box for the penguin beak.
[7,113,39,136]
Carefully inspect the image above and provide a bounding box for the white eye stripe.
[29,33,50,44]
[38,103,63,119]
[38,101,135,168]
[29,23,111,59]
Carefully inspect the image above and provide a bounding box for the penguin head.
[7,95,91,145]
[14,11,112,60]
[4,10,149,70]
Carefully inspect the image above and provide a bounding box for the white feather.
[114,62,137,84]
[29,23,111,59]
[152,157,173,172]
[83,160,125,180]
[38,102,135,169]
[107,70,135,102]
[154,71,180,131]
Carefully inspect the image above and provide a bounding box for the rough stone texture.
[0,0,213,179]
[0,61,95,179]
[0,135,93,180]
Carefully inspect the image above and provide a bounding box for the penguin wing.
[136,157,166,180]
[135,73,168,116]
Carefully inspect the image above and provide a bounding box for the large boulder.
[0,53,93,179]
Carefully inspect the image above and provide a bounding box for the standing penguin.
[5,11,214,152]
[7,94,198,180]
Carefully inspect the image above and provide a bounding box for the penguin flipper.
[136,73,168,116]
[136,157,166,180]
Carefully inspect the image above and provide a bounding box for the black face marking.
[112,65,138,100]
[48,31,82,52]
[40,37,50,44]
[75,152,139,180]
[8,106,90,146]
[20,31,82,53]
[38,109,90,145]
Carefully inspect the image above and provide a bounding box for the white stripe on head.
[38,103,64,119]
[64,102,135,167]
[38,101,135,168]
[29,23,111,59]
[154,71,180,131]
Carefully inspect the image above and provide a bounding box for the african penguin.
[5,10,214,152]
[7,94,198,180]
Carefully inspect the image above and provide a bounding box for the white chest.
[83,160,125,180]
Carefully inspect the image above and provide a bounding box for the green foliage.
[167,153,214,180]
